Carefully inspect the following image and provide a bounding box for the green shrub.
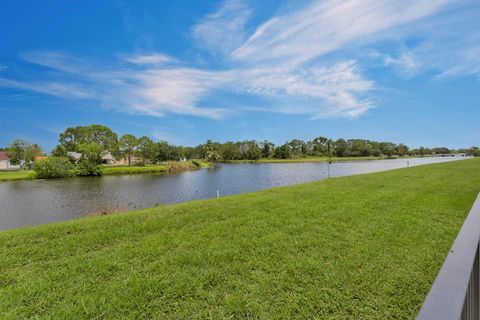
[191,159,202,167]
[75,159,102,176]
[75,143,103,176]
[34,157,73,179]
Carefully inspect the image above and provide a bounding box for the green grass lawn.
[0,170,35,181]
[1,159,480,319]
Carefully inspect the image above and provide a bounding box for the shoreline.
[220,154,458,164]
[0,160,210,182]
[0,155,465,182]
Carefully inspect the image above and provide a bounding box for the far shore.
[220,154,458,164]
[0,160,209,182]
[0,154,464,182]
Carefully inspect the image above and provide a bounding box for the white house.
[67,151,82,162]
[0,151,20,170]
[67,150,117,165]
[101,150,116,165]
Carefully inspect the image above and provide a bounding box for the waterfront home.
[0,151,20,170]
[67,150,117,165]
[67,151,82,163]
[101,151,116,165]
[117,155,145,165]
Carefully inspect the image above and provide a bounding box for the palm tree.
[205,150,221,163]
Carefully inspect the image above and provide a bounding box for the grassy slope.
[1,159,480,319]
[0,170,35,181]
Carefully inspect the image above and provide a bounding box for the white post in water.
[327,139,332,178]
[216,190,220,198]
[407,161,410,167]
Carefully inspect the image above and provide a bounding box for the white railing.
[417,193,480,320]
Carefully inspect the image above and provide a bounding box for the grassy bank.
[0,170,35,181]
[1,159,480,319]
[0,160,208,181]
[102,160,208,175]
[101,164,169,175]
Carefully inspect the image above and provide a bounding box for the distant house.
[101,151,116,165]
[67,150,117,165]
[118,155,145,165]
[67,151,82,163]
[0,151,20,170]
[35,156,47,161]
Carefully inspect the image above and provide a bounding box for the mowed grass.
[0,170,35,181]
[1,159,480,319]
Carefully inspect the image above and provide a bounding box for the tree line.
[4,124,480,177]
[180,139,480,161]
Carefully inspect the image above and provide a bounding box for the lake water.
[0,156,466,230]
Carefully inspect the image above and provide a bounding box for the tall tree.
[260,140,275,158]
[156,141,180,162]
[119,134,138,166]
[205,150,221,163]
[136,136,156,164]
[287,139,305,155]
[274,144,290,159]
[59,125,118,153]
[7,139,42,169]
[334,139,349,157]
[311,136,328,155]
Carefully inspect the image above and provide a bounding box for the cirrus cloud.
[1,0,478,121]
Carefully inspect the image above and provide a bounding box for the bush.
[75,143,103,176]
[34,157,73,179]
[75,159,102,176]
[191,159,202,167]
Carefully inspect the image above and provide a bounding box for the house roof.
[0,151,8,161]
[101,150,115,160]
[67,151,82,160]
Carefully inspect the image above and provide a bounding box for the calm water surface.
[0,156,466,230]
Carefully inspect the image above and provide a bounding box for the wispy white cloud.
[6,50,374,119]
[4,0,479,121]
[129,67,230,118]
[123,53,177,65]
[375,50,422,79]
[190,0,475,118]
[232,0,453,65]
[192,0,252,55]
[0,77,92,99]
[7,51,231,119]
[234,60,375,118]
[21,51,90,74]
[436,42,480,79]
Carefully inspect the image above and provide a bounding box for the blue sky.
[0,0,479,151]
